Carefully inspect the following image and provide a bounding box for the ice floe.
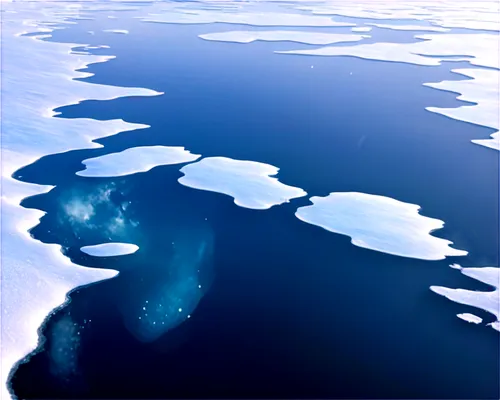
[178,157,307,210]
[103,29,129,34]
[278,32,499,151]
[424,69,499,151]
[431,264,499,332]
[351,26,372,33]
[199,31,367,45]
[457,313,483,324]
[80,243,139,257]
[1,4,161,399]
[139,9,354,27]
[294,1,500,31]
[367,23,450,32]
[295,192,467,260]
[277,33,499,69]
[78,146,201,177]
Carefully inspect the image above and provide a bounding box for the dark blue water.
[11,12,499,399]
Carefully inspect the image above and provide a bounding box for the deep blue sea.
[10,10,499,399]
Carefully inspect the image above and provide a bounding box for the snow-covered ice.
[295,192,467,260]
[80,243,139,257]
[431,264,499,332]
[457,313,483,324]
[277,34,499,69]
[103,29,129,34]
[351,26,372,32]
[424,69,499,151]
[178,157,307,210]
[199,31,367,45]
[139,9,354,27]
[78,146,201,177]
[1,3,161,399]
[367,23,450,32]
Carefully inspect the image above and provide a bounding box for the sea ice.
[351,26,372,32]
[278,33,499,151]
[457,313,483,324]
[424,69,499,151]
[294,1,500,31]
[80,243,139,257]
[178,157,307,210]
[78,146,201,177]
[277,33,499,69]
[431,264,499,332]
[139,9,354,27]
[199,31,367,45]
[1,4,160,399]
[295,192,467,260]
[367,23,450,32]
[103,29,129,34]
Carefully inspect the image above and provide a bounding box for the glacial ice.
[431,264,499,332]
[178,157,307,210]
[295,192,467,260]
[78,146,201,177]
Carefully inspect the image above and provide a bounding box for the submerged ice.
[295,192,467,260]
[119,224,215,342]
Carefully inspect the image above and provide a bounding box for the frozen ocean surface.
[1,0,498,399]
